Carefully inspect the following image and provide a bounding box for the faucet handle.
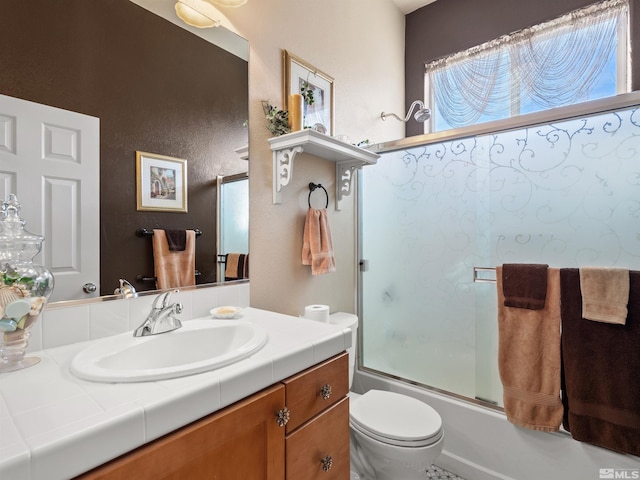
[153,289,179,309]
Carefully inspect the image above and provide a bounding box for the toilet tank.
[329,312,358,388]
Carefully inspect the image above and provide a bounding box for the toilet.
[329,313,444,480]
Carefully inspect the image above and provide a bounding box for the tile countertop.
[0,308,351,480]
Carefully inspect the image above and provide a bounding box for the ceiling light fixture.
[381,100,431,122]
[175,0,222,28]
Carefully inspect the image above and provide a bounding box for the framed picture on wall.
[283,50,335,135]
[136,151,187,212]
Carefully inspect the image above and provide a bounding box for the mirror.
[0,0,249,302]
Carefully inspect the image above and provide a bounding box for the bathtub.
[353,369,640,480]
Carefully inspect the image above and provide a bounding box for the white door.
[0,94,100,302]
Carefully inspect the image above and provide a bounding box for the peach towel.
[497,266,563,432]
[579,267,629,325]
[302,208,336,275]
[225,253,249,280]
[153,229,196,289]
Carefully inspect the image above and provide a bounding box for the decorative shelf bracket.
[336,161,359,211]
[272,146,303,204]
[268,129,379,210]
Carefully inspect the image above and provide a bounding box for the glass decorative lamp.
[0,194,54,372]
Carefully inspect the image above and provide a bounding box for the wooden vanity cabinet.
[75,352,349,480]
[76,384,285,480]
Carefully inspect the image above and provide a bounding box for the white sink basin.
[70,319,268,382]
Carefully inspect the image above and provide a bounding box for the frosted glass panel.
[360,106,640,405]
[220,178,248,254]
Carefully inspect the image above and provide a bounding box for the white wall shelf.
[234,145,249,160]
[268,129,379,210]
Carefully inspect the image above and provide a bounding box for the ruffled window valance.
[426,0,628,129]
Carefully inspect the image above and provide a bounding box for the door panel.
[0,94,99,301]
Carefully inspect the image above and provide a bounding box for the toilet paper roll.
[304,304,330,323]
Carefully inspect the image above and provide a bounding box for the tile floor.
[350,464,466,479]
[427,464,467,479]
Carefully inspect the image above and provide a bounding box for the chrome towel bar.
[473,266,496,283]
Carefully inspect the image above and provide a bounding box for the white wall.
[224,0,406,317]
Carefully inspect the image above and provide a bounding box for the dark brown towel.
[165,229,187,251]
[502,263,549,310]
[560,268,640,456]
[497,266,563,432]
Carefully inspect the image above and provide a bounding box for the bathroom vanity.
[0,308,351,480]
[76,353,349,479]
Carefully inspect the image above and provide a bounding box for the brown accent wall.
[0,0,248,295]
[405,0,640,137]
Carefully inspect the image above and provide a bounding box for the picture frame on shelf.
[136,151,187,212]
[283,50,335,135]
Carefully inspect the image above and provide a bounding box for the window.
[425,0,629,132]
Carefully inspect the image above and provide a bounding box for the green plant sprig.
[262,101,291,137]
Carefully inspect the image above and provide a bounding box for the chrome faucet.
[114,278,137,298]
[133,289,183,337]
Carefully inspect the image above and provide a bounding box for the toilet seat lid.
[350,390,442,446]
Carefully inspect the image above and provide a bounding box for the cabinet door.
[76,384,285,480]
[286,397,350,480]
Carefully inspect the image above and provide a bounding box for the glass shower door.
[217,173,249,282]
[359,149,480,400]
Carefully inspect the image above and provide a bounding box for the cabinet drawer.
[285,397,349,480]
[282,352,349,433]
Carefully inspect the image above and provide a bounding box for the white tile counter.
[0,308,351,480]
